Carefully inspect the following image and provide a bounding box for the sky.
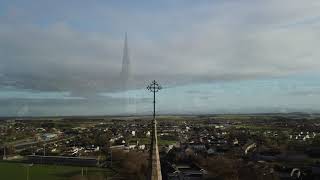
[1,0,320,116]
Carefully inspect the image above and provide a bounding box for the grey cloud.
[289,89,320,96]
[0,96,152,116]
[1,0,320,97]
[0,23,124,93]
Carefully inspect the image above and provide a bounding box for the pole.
[110,149,113,167]
[146,79,162,127]
[27,166,29,180]
[3,146,6,160]
[153,87,156,120]
[43,144,46,156]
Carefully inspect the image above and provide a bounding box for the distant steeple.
[120,33,135,114]
[121,32,130,89]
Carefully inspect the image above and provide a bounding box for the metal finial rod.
[146,80,162,120]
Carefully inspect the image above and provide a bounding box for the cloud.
[0,95,152,116]
[1,0,320,97]
[0,23,124,93]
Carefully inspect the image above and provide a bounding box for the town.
[1,113,320,179]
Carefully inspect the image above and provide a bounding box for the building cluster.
[1,114,320,179]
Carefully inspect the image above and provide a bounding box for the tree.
[94,131,111,158]
[205,157,238,180]
[312,136,320,147]
[5,145,16,155]
[112,150,148,180]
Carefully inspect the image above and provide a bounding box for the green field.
[158,139,177,146]
[0,161,115,180]
[129,137,150,145]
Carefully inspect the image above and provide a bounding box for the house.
[42,133,57,141]
[168,164,205,180]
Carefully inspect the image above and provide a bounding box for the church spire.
[121,32,130,85]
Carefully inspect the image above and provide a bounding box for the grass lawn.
[0,161,115,180]
[158,139,177,146]
[129,137,150,145]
